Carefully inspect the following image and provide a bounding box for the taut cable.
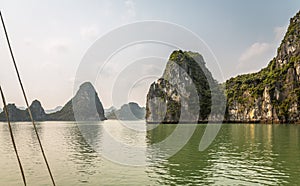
[0,11,56,186]
[0,86,27,186]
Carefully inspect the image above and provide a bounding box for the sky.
[0,0,299,109]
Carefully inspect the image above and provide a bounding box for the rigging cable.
[0,86,27,186]
[0,11,56,186]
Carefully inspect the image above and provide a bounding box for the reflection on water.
[0,122,299,185]
[146,124,300,185]
[64,123,102,183]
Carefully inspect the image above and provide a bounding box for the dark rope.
[0,86,27,186]
[0,11,56,186]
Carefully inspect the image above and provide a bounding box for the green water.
[0,121,299,185]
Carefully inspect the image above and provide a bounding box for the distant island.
[0,82,107,122]
[45,106,63,114]
[0,82,145,122]
[106,102,145,120]
[1,11,299,124]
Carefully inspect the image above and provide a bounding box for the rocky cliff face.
[146,50,222,123]
[225,11,300,123]
[146,78,181,123]
[48,82,106,121]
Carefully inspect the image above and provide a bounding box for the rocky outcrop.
[146,50,224,123]
[0,100,47,121]
[106,102,145,120]
[225,10,300,123]
[48,82,106,121]
[29,100,47,120]
[0,104,25,121]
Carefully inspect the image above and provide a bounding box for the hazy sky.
[0,0,299,109]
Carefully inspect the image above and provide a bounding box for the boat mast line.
[0,11,56,186]
[0,86,27,186]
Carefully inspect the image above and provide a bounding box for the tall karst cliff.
[146,50,224,123]
[225,10,300,123]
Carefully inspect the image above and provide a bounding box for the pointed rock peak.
[74,82,98,101]
[169,50,205,65]
[29,100,45,113]
[128,102,139,106]
[7,103,16,107]
[30,100,42,107]
[48,81,106,121]
[169,50,187,61]
[6,103,18,110]
[79,82,96,91]
[74,82,98,100]
[70,81,106,121]
[283,10,300,41]
[28,99,46,120]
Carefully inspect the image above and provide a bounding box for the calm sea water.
[0,121,299,185]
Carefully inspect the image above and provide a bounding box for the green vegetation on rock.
[225,10,300,123]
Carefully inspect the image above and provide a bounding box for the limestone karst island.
[0,2,300,186]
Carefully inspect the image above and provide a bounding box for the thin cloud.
[23,38,33,46]
[237,41,274,73]
[121,0,136,22]
[239,25,288,65]
[45,38,71,54]
[237,24,288,72]
[239,42,272,62]
[80,25,100,41]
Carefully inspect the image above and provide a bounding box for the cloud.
[80,25,99,41]
[238,24,289,70]
[239,42,272,62]
[121,0,136,22]
[45,38,71,54]
[237,24,289,72]
[237,42,275,73]
[23,38,33,46]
